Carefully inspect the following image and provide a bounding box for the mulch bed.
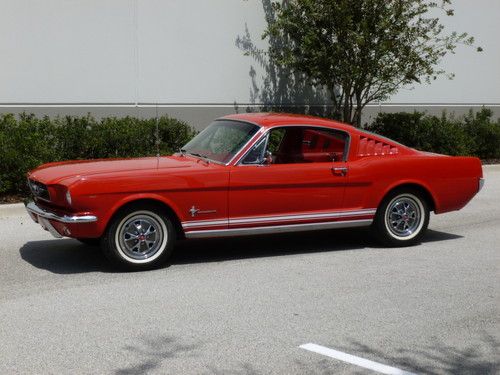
[0,195,25,205]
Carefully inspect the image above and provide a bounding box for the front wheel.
[372,189,429,247]
[101,204,175,271]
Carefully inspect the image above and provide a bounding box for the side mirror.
[262,151,273,165]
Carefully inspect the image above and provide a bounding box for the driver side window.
[242,126,348,165]
[241,129,286,165]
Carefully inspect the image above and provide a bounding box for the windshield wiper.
[179,148,187,156]
[186,151,211,163]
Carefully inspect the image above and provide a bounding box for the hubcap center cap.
[117,214,165,260]
[386,196,422,238]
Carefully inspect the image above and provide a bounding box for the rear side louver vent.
[358,136,398,157]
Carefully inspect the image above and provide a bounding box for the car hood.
[28,156,192,185]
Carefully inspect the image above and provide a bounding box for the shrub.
[0,113,196,197]
[462,108,500,159]
[366,108,500,159]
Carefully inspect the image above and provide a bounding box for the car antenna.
[155,103,160,165]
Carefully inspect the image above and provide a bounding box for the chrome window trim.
[234,124,351,166]
[178,119,262,166]
[225,124,266,166]
[213,118,263,166]
[240,132,270,166]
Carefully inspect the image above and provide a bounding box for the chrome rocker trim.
[26,201,98,224]
[181,209,376,229]
[184,218,373,239]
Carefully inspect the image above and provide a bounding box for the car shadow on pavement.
[19,239,111,274]
[170,228,463,265]
[19,228,462,274]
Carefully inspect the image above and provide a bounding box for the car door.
[228,126,350,231]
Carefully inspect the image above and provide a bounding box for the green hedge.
[0,113,196,197]
[365,108,500,159]
[1,109,499,200]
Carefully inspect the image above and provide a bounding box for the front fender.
[93,192,184,237]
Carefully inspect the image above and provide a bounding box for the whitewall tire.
[373,189,430,247]
[101,203,175,270]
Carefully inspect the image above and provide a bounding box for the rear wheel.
[373,189,429,247]
[101,204,175,271]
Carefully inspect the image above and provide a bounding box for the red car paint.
[26,113,483,240]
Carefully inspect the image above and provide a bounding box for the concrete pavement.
[0,166,498,374]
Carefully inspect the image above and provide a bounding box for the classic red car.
[26,113,484,270]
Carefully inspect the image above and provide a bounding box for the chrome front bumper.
[25,201,98,238]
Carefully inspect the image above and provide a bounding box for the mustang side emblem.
[189,206,217,217]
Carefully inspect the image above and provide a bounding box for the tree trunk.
[329,85,341,121]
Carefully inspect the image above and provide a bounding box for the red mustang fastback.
[26,113,484,270]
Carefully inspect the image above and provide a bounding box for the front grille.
[28,179,50,201]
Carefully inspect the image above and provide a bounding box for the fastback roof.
[221,112,356,133]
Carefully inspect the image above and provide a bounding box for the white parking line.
[300,343,416,375]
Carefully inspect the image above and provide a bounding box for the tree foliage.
[265,0,479,125]
[236,0,334,118]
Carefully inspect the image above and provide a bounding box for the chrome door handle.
[332,167,348,176]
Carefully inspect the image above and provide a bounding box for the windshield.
[181,120,260,164]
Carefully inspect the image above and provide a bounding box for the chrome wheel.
[385,194,423,239]
[116,212,166,262]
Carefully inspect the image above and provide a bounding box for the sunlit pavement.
[0,166,498,374]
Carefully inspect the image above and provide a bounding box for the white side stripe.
[182,209,376,229]
[182,219,228,228]
[184,219,372,238]
[229,209,376,225]
[300,343,416,375]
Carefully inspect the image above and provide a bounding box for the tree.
[265,0,480,126]
[236,0,334,118]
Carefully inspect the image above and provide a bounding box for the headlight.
[65,190,72,206]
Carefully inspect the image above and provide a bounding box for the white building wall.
[0,0,499,128]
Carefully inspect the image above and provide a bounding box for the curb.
[0,202,25,215]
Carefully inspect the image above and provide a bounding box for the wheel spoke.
[117,213,165,260]
[385,195,423,238]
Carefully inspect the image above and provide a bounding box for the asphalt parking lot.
[0,166,498,374]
